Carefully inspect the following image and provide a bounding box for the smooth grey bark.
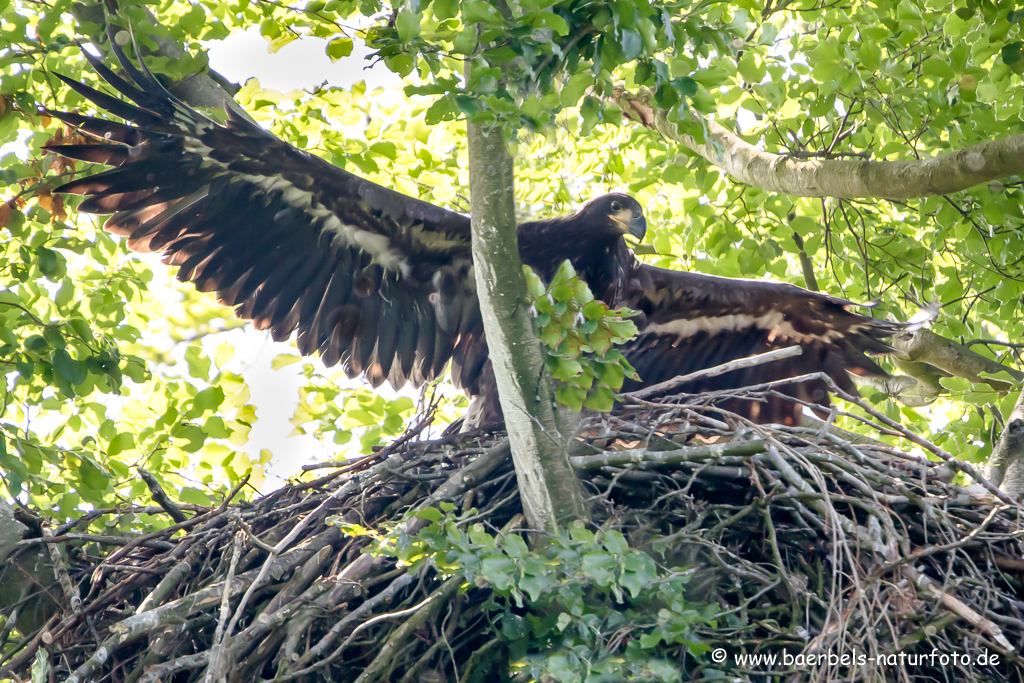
[843,330,1020,408]
[893,329,1024,389]
[891,331,1024,495]
[466,122,588,532]
[612,87,1024,199]
[985,388,1024,496]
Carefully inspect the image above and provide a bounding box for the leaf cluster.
[525,261,639,412]
[370,0,746,135]
[367,504,716,682]
[290,360,425,453]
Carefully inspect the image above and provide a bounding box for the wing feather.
[621,263,906,424]
[48,42,479,392]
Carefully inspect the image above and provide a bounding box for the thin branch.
[622,346,804,401]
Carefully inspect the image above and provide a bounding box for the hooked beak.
[627,213,647,241]
[610,208,648,241]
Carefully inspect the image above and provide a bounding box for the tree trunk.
[985,387,1024,497]
[465,121,588,532]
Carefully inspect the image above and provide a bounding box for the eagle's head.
[577,193,647,241]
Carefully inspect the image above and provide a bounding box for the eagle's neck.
[517,217,635,305]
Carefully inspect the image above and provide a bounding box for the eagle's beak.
[611,208,647,241]
[628,212,647,241]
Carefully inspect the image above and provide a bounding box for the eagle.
[44,41,911,427]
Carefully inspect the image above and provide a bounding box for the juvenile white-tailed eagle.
[45,41,910,426]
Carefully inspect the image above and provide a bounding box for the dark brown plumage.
[46,40,918,427]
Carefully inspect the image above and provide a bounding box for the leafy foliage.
[289,361,440,453]
[525,262,638,412]
[360,504,716,681]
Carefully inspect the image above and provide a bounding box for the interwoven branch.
[2,387,1022,682]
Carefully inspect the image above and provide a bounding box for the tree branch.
[892,329,1024,389]
[611,87,1024,199]
[623,346,803,401]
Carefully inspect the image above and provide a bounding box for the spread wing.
[621,264,904,424]
[45,42,489,393]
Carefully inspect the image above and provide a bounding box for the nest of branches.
[3,382,1024,683]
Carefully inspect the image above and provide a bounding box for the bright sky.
[206,26,403,93]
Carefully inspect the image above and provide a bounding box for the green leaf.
[179,487,212,506]
[452,29,478,55]
[938,376,971,393]
[580,551,616,586]
[214,342,235,367]
[737,53,764,83]
[424,96,458,123]
[370,141,399,160]
[501,613,527,641]
[77,455,109,491]
[191,387,225,415]
[619,29,643,60]
[560,72,594,107]
[921,57,955,79]
[55,278,75,310]
[107,432,135,456]
[556,384,586,411]
[52,348,86,386]
[416,507,444,522]
[433,0,458,20]
[31,647,50,683]
[602,530,629,554]
[24,334,47,353]
[480,556,516,591]
[36,246,57,277]
[396,9,422,41]
[979,370,1021,384]
[581,300,607,320]
[583,385,615,411]
[676,76,698,98]
[463,0,503,24]
[519,555,556,600]
[605,320,637,341]
[619,553,657,597]
[184,346,211,380]
[531,11,568,36]
[1002,41,1023,66]
[179,4,206,36]
[326,37,353,60]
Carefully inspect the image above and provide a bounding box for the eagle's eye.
[610,200,622,212]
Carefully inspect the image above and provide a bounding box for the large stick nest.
[3,392,1024,682]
